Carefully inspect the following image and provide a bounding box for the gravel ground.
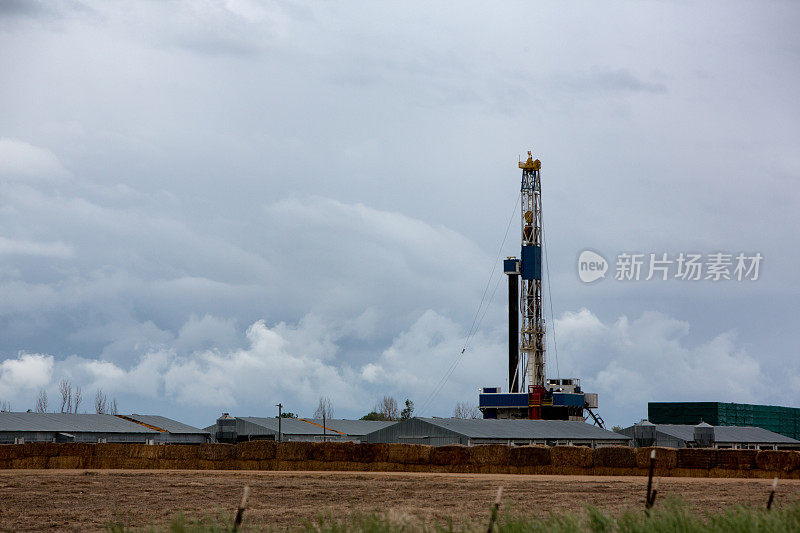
[0,470,798,531]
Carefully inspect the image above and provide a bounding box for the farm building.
[363,417,631,447]
[648,402,800,440]
[619,421,800,450]
[0,412,209,444]
[120,414,210,444]
[207,414,395,443]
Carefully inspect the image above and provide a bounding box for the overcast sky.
[1,1,798,428]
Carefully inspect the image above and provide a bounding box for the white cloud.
[174,314,239,354]
[0,306,795,429]
[0,138,68,181]
[0,353,54,398]
[0,309,498,418]
[0,236,74,258]
[357,309,502,415]
[47,316,360,412]
[554,309,767,425]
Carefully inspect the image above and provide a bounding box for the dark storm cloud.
[0,0,91,21]
[0,0,50,17]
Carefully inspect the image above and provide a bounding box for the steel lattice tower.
[518,152,545,391]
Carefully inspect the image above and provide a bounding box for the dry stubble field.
[1,470,799,531]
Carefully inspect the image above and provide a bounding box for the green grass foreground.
[107,499,800,532]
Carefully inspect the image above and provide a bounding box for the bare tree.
[35,389,48,413]
[73,386,82,414]
[313,396,333,420]
[1,400,12,412]
[110,398,118,416]
[377,396,399,421]
[94,389,108,414]
[59,379,72,413]
[453,401,481,419]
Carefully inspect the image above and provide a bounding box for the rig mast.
[479,150,600,423]
[519,152,545,393]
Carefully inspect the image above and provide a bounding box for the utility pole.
[323,411,327,442]
[276,403,282,442]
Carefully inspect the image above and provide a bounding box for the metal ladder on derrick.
[584,406,606,429]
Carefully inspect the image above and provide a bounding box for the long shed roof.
[127,414,209,435]
[0,412,158,433]
[238,417,320,435]
[416,418,629,440]
[651,424,799,444]
[236,417,395,436]
[303,419,396,436]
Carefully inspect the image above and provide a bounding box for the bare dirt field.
[1,470,799,531]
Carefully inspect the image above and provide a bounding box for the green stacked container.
[648,402,800,440]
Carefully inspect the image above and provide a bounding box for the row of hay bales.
[1,442,799,478]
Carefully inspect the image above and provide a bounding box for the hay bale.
[275,459,301,470]
[325,460,365,471]
[195,443,236,461]
[156,458,197,469]
[429,444,470,466]
[670,467,710,478]
[387,443,431,464]
[48,456,83,469]
[155,459,178,469]
[310,441,358,462]
[634,447,677,469]
[346,442,387,463]
[25,442,62,457]
[756,450,800,472]
[277,441,314,461]
[86,456,119,469]
[677,448,716,469]
[257,459,277,470]
[209,458,238,470]
[360,442,389,462]
[469,444,511,467]
[237,440,277,460]
[12,456,48,469]
[368,461,401,472]
[162,444,199,460]
[509,445,551,467]
[126,444,163,460]
[715,449,757,470]
[0,445,25,460]
[94,443,130,459]
[551,446,593,468]
[594,446,636,468]
[195,459,218,470]
[58,443,93,460]
[117,457,149,469]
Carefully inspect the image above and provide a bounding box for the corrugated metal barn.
[0,412,209,444]
[363,418,631,447]
[121,414,210,444]
[207,415,395,443]
[305,418,396,440]
[619,423,800,450]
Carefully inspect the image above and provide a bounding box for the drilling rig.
[478,151,602,425]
